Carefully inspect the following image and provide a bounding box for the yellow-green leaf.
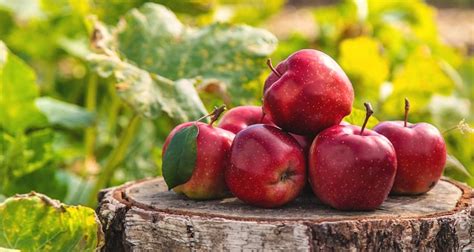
[0,41,47,133]
[0,192,103,251]
[344,107,380,130]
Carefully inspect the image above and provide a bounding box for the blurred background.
[0,0,472,207]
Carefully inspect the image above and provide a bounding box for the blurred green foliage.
[0,0,472,210]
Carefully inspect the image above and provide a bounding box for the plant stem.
[88,114,142,206]
[84,73,98,172]
[107,80,121,142]
[404,98,410,127]
[266,58,281,77]
[209,105,226,126]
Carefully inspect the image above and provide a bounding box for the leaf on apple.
[0,192,103,251]
[344,107,380,129]
[162,124,199,189]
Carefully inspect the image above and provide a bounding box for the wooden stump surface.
[97,177,473,251]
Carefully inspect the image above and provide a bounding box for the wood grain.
[97,178,473,251]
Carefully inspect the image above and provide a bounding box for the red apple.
[225,124,306,208]
[263,49,354,135]
[218,105,313,153]
[162,107,234,199]
[308,103,397,210]
[218,105,273,134]
[291,134,314,155]
[373,99,447,195]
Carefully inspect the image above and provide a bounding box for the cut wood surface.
[97,177,473,251]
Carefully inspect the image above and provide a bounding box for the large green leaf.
[0,41,47,133]
[35,97,95,129]
[96,3,277,99]
[0,192,102,251]
[162,124,199,189]
[89,54,208,122]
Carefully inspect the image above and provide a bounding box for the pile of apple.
[162,49,447,210]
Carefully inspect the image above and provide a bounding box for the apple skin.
[225,124,306,208]
[291,134,314,155]
[263,49,354,135]
[373,121,446,195]
[218,105,313,153]
[308,125,397,210]
[163,122,235,199]
[218,105,274,134]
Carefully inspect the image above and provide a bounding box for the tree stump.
[97,177,473,251]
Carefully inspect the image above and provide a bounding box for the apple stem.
[404,98,410,127]
[266,58,282,77]
[360,102,374,135]
[196,105,226,126]
[209,105,226,126]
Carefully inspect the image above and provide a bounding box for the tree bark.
[97,177,473,251]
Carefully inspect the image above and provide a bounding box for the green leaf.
[162,124,199,189]
[0,129,68,200]
[89,55,208,122]
[339,36,390,102]
[35,97,95,129]
[0,129,54,181]
[0,41,47,133]
[344,107,380,129]
[444,154,471,178]
[99,3,277,99]
[0,192,103,251]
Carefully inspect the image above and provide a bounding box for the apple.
[218,105,274,134]
[225,124,306,208]
[218,105,313,153]
[162,106,235,199]
[308,103,397,210]
[263,49,354,135]
[291,134,314,155]
[373,99,447,195]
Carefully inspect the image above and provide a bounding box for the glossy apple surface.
[218,105,273,134]
[263,49,354,135]
[290,134,314,155]
[163,122,235,199]
[225,124,306,208]
[373,121,446,195]
[309,125,397,210]
[218,105,313,153]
